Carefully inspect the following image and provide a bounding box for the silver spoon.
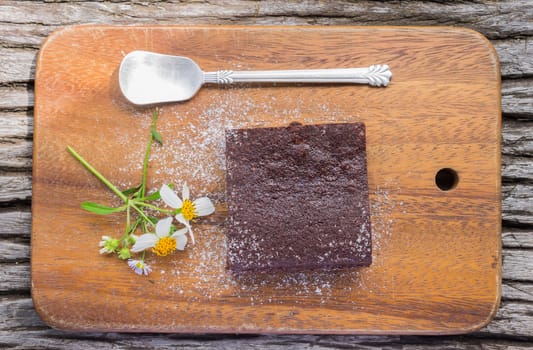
[119,50,392,105]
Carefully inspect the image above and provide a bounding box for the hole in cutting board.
[435,168,459,191]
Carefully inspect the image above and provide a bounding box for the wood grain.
[31,25,501,334]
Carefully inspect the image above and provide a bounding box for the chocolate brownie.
[225,122,372,273]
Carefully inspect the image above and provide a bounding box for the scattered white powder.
[112,89,400,306]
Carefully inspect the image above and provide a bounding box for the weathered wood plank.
[0,110,33,168]
[502,250,533,282]
[0,327,513,350]
[503,119,533,156]
[0,333,530,350]
[0,112,33,139]
[0,0,532,40]
[0,23,53,48]
[0,241,27,263]
[0,209,31,237]
[502,118,532,183]
[0,238,29,262]
[0,175,31,203]
[0,263,29,292]
[0,48,35,84]
[0,297,46,330]
[0,86,33,110]
[503,229,533,249]
[503,156,533,183]
[502,79,533,117]
[502,184,533,226]
[0,139,32,170]
[503,282,533,303]
[0,332,531,350]
[494,38,533,78]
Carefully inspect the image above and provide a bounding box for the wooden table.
[1,1,531,348]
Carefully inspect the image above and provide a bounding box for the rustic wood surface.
[0,0,531,348]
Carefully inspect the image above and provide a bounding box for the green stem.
[130,203,155,226]
[133,201,174,214]
[125,203,131,235]
[140,137,152,198]
[140,109,159,198]
[121,217,141,243]
[67,146,127,202]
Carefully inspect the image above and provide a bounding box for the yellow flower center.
[181,199,196,221]
[152,237,176,256]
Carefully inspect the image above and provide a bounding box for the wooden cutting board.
[32,25,501,334]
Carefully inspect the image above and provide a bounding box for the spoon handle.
[203,64,391,87]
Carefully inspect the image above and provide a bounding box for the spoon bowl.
[119,51,204,105]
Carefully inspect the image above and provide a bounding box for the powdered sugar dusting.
[122,90,397,306]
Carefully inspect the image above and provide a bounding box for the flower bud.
[118,247,131,260]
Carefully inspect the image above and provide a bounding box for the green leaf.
[122,184,141,196]
[81,202,125,215]
[141,190,161,201]
[147,216,158,225]
[151,128,163,145]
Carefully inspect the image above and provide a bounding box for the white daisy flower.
[127,259,152,276]
[159,183,215,244]
[130,216,188,256]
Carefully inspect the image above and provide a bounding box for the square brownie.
[225,122,372,273]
